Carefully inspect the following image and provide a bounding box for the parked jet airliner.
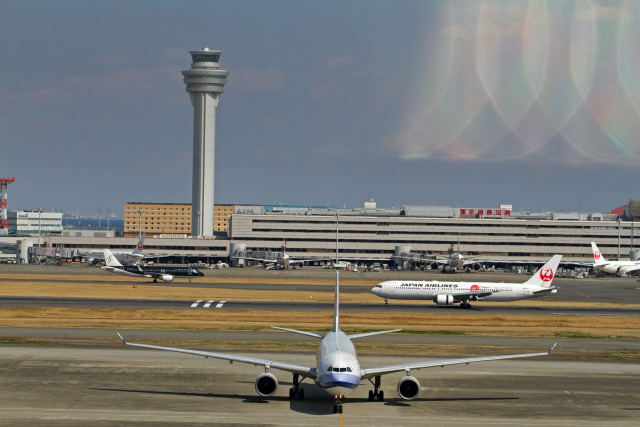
[118,271,555,413]
[591,242,640,276]
[372,255,562,308]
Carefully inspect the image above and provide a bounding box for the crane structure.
[0,177,15,230]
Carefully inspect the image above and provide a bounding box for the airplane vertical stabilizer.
[104,249,124,268]
[524,255,562,287]
[332,271,340,332]
[132,234,146,256]
[591,242,606,265]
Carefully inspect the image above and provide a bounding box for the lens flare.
[394,0,640,164]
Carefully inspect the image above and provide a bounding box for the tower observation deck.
[182,47,228,237]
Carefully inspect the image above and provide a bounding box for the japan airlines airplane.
[591,242,640,276]
[117,271,556,413]
[84,234,145,266]
[372,255,562,308]
[101,249,203,282]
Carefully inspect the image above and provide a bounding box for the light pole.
[38,208,42,247]
[98,208,102,229]
[138,208,143,240]
[107,208,111,230]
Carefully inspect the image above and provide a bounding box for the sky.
[1,0,639,218]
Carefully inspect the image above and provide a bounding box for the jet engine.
[86,258,99,266]
[430,262,439,270]
[433,294,454,305]
[255,372,278,396]
[397,376,420,400]
[161,274,174,282]
[470,262,482,271]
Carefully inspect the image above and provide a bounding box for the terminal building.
[2,201,639,267]
[6,210,63,236]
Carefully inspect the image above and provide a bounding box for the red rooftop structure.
[0,177,15,230]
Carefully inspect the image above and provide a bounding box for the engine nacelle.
[86,258,99,266]
[471,262,482,271]
[255,372,278,396]
[397,376,420,400]
[433,294,454,305]
[161,274,174,282]
[430,262,439,270]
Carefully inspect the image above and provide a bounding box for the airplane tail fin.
[103,249,123,267]
[591,242,606,265]
[332,270,340,332]
[524,255,562,287]
[132,233,145,255]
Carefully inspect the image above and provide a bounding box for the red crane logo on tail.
[539,267,554,282]
[594,250,601,260]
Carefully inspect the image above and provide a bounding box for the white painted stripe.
[216,301,226,308]
[203,300,214,308]
[190,300,202,308]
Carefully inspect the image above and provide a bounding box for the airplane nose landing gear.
[333,394,344,413]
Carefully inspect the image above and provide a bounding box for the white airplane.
[84,234,145,266]
[427,242,485,272]
[591,242,640,276]
[372,255,562,308]
[117,271,556,413]
[244,244,325,269]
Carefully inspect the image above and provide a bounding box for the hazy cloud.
[231,68,284,92]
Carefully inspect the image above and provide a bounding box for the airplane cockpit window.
[327,366,332,372]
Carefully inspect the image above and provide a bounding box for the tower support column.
[183,48,228,237]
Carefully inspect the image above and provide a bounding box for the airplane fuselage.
[372,280,555,302]
[315,331,361,396]
[594,261,640,275]
[86,250,143,265]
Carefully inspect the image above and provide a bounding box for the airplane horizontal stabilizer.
[270,326,324,339]
[348,329,402,339]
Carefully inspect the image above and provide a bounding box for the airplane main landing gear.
[460,299,472,309]
[367,376,384,401]
[288,373,305,399]
[333,394,344,413]
[384,298,389,306]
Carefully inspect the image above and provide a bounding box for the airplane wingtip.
[548,343,557,354]
[117,332,126,344]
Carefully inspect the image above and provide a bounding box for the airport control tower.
[183,47,228,237]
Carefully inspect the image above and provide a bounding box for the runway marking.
[190,300,226,308]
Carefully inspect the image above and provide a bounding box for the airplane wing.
[532,286,557,295]
[360,344,556,380]
[450,290,493,301]
[117,333,316,379]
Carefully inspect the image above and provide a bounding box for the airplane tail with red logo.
[524,255,562,287]
[132,233,145,256]
[591,242,606,265]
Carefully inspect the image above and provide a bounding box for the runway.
[0,345,637,426]
[1,295,639,316]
